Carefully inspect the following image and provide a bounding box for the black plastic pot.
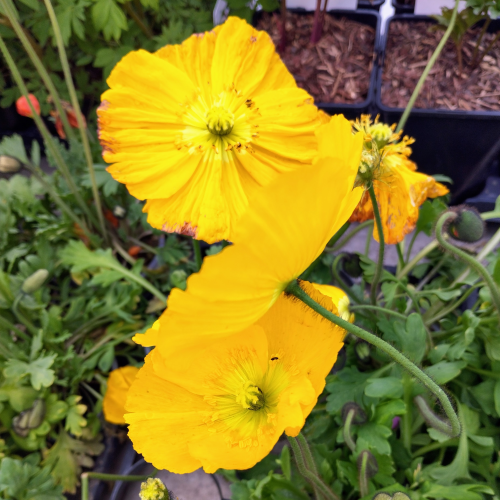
[254,9,380,119]
[109,458,230,500]
[391,0,414,14]
[358,0,384,11]
[376,15,500,203]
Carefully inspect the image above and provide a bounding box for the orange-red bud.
[16,94,40,118]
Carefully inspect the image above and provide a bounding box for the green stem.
[402,372,413,452]
[192,238,203,271]
[472,16,490,65]
[285,280,461,437]
[12,294,38,336]
[397,240,439,280]
[467,365,500,380]
[405,230,418,262]
[343,408,356,452]
[327,221,350,248]
[81,472,154,500]
[43,0,107,242]
[396,0,460,133]
[0,34,98,229]
[296,434,319,476]
[332,254,363,304]
[326,220,373,253]
[481,211,500,220]
[350,305,406,320]
[287,437,338,500]
[435,212,500,319]
[109,265,167,303]
[0,312,30,341]
[0,0,75,141]
[413,438,459,457]
[396,242,405,270]
[81,381,103,401]
[358,452,369,497]
[368,184,385,305]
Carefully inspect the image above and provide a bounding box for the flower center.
[206,105,234,136]
[369,123,393,149]
[235,381,265,411]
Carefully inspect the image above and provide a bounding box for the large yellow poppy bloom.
[349,116,448,244]
[131,116,362,362]
[97,17,322,244]
[103,366,139,425]
[125,282,344,473]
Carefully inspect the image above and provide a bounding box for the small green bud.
[355,340,371,361]
[139,478,170,500]
[358,450,378,497]
[12,398,46,437]
[21,269,49,294]
[447,206,484,243]
[372,494,410,500]
[372,494,392,500]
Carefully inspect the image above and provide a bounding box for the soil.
[256,12,376,104]
[381,21,500,111]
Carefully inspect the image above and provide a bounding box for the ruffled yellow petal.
[156,116,362,365]
[311,283,354,323]
[99,17,321,244]
[103,366,139,425]
[132,320,161,347]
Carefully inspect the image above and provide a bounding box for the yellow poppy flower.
[148,115,362,365]
[349,115,449,244]
[97,17,322,244]
[311,283,354,323]
[103,366,139,425]
[125,282,344,473]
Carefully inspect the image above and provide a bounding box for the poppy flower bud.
[21,269,49,294]
[372,494,410,500]
[139,478,170,500]
[341,402,367,425]
[0,155,21,173]
[16,94,41,118]
[358,450,378,496]
[355,340,371,361]
[113,205,126,219]
[12,398,46,437]
[414,395,454,437]
[447,205,484,243]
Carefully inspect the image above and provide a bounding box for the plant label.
[414,0,466,15]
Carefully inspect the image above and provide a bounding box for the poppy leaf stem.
[396,0,460,133]
[435,212,500,319]
[287,436,339,500]
[42,0,108,242]
[193,238,203,271]
[368,184,385,305]
[285,280,461,438]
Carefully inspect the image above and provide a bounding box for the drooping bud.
[0,155,22,173]
[446,205,484,243]
[342,253,363,278]
[355,340,371,361]
[341,402,367,425]
[21,269,49,294]
[16,94,41,118]
[139,478,170,500]
[357,450,378,497]
[414,395,454,437]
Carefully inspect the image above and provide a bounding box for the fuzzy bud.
[446,206,484,243]
[139,478,170,500]
[341,402,367,425]
[355,340,371,361]
[358,450,378,496]
[414,395,454,437]
[21,269,49,294]
[372,494,410,500]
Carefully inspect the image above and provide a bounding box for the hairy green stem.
[402,372,413,452]
[368,184,385,305]
[435,212,500,319]
[358,452,369,497]
[0,0,75,141]
[296,434,323,500]
[43,0,107,241]
[343,408,356,452]
[193,238,203,271]
[287,437,338,500]
[396,0,460,133]
[285,280,461,437]
[397,240,439,280]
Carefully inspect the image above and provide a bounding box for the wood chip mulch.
[256,12,376,104]
[381,21,500,111]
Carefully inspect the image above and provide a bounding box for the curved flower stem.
[81,471,155,500]
[193,238,203,271]
[0,34,98,230]
[285,280,461,438]
[343,408,356,452]
[326,220,373,253]
[368,184,385,305]
[43,0,107,242]
[296,434,324,500]
[358,451,369,497]
[435,212,500,319]
[396,0,460,133]
[328,221,350,248]
[397,240,439,280]
[287,436,339,500]
[332,255,363,304]
[0,0,75,141]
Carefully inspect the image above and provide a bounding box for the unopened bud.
[355,340,371,361]
[21,269,49,294]
[12,398,46,437]
[447,206,484,243]
[341,402,367,425]
[414,395,454,437]
[373,494,410,500]
[113,205,127,219]
[139,478,170,500]
[0,155,22,173]
[343,253,362,278]
[358,450,378,496]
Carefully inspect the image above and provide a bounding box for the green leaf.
[98,345,114,372]
[494,379,500,417]
[470,379,496,416]
[45,394,68,424]
[374,399,406,425]
[423,484,491,500]
[403,313,427,364]
[65,396,87,436]
[0,383,38,412]
[92,0,128,41]
[0,134,28,163]
[3,354,56,390]
[424,360,466,384]
[18,0,39,9]
[416,198,447,236]
[357,423,392,455]
[365,377,404,399]
[325,367,373,413]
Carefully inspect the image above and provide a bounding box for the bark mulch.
[381,21,500,111]
[256,12,376,104]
